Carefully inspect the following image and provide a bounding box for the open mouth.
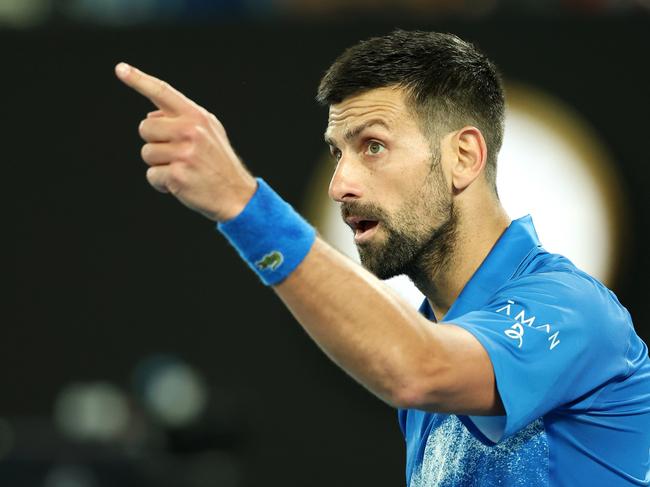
[355,219,378,236]
[345,217,380,243]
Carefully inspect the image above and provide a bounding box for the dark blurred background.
[4,0,650,486]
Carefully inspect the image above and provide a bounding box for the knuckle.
[145,166,162,190]
[138,119,149,139]
[145,166,156,183]
[195,107,210,122]
[181,123,208,143]
[180,142,195,160]
[155,80,169,97]
[180,124,199,141]
[194,124,208,139]
[140,144,152,162]
[167,163,186,186]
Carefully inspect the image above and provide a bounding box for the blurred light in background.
[306,83,626,308]
[274,0,499,18]
[497,83,625,284]
[54,382,130,442]
[0,418,15,461]
[61,0,183,25]
[42,464,99,487]
[0,0,51,28]
[133,354,208,428]
[0,0,647,28]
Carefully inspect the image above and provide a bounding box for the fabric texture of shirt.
[398,215,650,486]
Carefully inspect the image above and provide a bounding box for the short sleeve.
[449,271,631,443]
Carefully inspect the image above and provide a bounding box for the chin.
[359,254,404,281]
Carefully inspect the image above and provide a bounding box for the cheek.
[376,153,441,225]
[397,180,448,231]
[382,166,422,201]
[384,190,426,233]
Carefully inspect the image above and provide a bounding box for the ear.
[451,126,488,192]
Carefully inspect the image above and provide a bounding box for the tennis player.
[116,30,650,486]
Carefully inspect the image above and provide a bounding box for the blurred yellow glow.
[499,83,626,286]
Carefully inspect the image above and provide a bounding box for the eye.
[331,148,342,162]
[366,141,385,156]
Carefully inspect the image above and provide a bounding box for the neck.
[409,195,510,320]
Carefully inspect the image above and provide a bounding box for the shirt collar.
[419,215,542,322]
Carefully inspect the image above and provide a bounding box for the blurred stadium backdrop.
[4,1,649,486]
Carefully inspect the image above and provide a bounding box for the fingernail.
[116,62,131,77]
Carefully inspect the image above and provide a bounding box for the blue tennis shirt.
[398,216,650,486]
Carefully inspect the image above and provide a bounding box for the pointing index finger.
[115,62,192,115]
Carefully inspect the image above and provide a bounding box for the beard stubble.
[342,156,458,286]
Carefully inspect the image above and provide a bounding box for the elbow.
[381,334,452,410]
[389,381,440,410]
[386,367,448,410]
[388,384,425,410]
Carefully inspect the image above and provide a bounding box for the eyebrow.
[324,119,390,147]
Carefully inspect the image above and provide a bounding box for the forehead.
[325,86,415,140]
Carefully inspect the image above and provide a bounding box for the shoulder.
[508,248,626,313]
[496,250,632,349]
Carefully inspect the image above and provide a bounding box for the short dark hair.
[317,30,505,189]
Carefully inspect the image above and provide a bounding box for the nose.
[328,156,363,203]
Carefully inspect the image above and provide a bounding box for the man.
[115,30,650,486]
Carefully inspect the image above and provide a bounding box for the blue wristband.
[217,178,317,286]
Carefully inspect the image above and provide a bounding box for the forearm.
[115,63,499,416]
[274,238,445,408]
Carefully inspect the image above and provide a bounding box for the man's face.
[324,87,456,279]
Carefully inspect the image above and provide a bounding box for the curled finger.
[146,166,169,193]
[140,142,188,165]
[139,117,191,143]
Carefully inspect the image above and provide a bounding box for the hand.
[115,62,257,222]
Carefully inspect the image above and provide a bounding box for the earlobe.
[452,127,487,191]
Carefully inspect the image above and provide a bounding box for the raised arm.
[115,63,502,416]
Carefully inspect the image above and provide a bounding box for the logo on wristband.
[256,251,284,271]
